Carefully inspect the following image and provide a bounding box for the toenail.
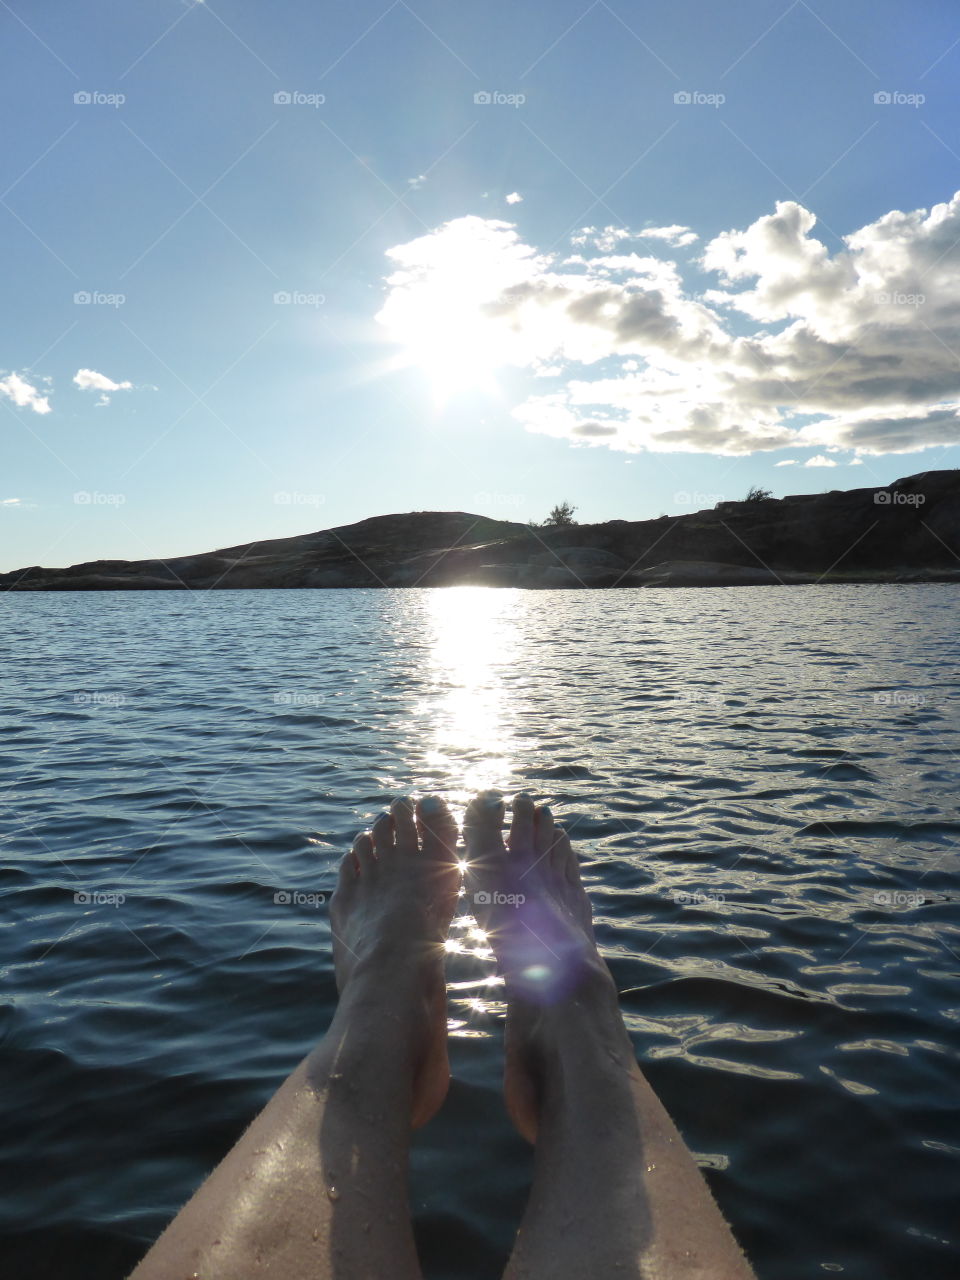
[538,805,553,819]
[375,810,391,822]
[392,795,413,809]
[481,790,503,807]
[419,794,445,813]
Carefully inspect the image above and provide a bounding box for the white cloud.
[0,372,51,414]
[74,368,133,393]
[637,225,698,247]
[407,174,426,189]
[505,191,523,205]
[804,454,838,467]
[379,193,960,456]
[775,459,798,466]
[2,497,22,505]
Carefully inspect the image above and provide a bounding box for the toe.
[352,831,376,873]
[554,826,580,885]
[390,795,418,854]
[371,811,395,856]
[337,849,359,890]
[416,794,458,864]
[463,790,505,853]
[535,804,558,862]
[508,792,536,860]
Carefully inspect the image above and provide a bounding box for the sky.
[2,0,960,570]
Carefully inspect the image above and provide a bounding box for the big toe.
[416,794,458,865]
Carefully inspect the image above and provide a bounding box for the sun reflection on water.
[419,586,529,796]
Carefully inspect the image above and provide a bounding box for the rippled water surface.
[2,587,959,1279]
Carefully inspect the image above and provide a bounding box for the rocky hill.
[3,471,959,590]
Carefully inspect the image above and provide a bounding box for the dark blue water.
[2,587,958,1279]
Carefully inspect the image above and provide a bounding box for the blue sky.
[2,0,960,570]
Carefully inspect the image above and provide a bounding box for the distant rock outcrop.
[3,472,959,590]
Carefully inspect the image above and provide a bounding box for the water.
[1,586,958,1279]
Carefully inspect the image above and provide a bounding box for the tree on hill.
[744,485,772,503]
[540,500,578,527]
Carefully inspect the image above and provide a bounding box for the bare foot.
[463,790,617,1141]
[330,794,460,1127]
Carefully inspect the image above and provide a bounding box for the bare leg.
[463,791,757,1280]
[130,795,460,1280]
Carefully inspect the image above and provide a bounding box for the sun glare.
[376,217,542,407]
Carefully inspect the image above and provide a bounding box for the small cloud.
[0,372,51,414]
[775,459,798,466]
[804,454,838,467]
[74,368,133,393]
[407,174,427,189]
[505,192,523,205]
[637,224,698,247]
[2,497,22,506]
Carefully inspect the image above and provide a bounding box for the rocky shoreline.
[3,470,959,590]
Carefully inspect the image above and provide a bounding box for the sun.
[376,216,541,407]
[378,276,513,405]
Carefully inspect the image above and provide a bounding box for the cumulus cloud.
[379,193,960,456]
[505,191,523,204]
[775,459,798,466]
[0,372,51,414]
[74,369,133,393]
